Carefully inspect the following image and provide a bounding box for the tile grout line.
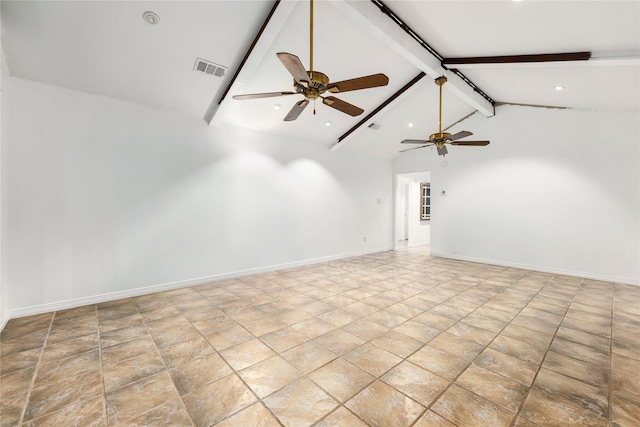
[17,307,105,425]
[411,269,566,426]
[309,262,521,426]
[350,261,513,426]
[608,283,615,427]
[141,301,202,427]
[312,263,446,425]
[96,306,117,426]
[209,264,420,426]
[99,300,196,426]
[266,280,372,427]
[181,288,288,427]
[506,277,586,427]
[305,264,431,426]
[404,267,536,426]
[405,273,503,426]
[276,273,386,427]
[17,311,55,426]
[95,305,109,427]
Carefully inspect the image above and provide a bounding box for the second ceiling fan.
[400,76,490,157]
[233,0,389,121]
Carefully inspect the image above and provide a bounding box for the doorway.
[395,172,431,250]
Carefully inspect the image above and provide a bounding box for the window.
[420,182,430,220]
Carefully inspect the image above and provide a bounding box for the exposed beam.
[331,72,427,151]
[591,49,640,65]
[327,0,494,118]
[449,50,640,69]
[205,0,298,126]
[443,52,591,66]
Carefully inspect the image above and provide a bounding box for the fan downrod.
[399,75,490,156]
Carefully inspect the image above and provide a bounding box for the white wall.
[5,77,392,317]
[396,179,409,241]
[0,48,9,329]
[394,105,640,285]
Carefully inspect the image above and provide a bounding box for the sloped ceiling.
[2,1,638,160]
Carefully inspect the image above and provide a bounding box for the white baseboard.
[3,246,390,326]
[430,251,640,286]
[0,310,8,332]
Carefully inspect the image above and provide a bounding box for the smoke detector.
[193,58,227,78]
[143,11,160,25]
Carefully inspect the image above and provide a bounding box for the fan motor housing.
[307,71,329,89]
[295,71,329,100]
[429,132,452,143]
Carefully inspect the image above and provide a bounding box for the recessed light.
[325,121,332,127]
[408,122,413,128]
[273,104,281,110]
[554,85,564,91]
[143,11,160,25]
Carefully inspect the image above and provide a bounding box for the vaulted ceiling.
[2,1,638,159]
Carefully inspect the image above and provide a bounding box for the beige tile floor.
[1,246,639,426]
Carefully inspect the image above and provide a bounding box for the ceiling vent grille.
[193,58,227,77]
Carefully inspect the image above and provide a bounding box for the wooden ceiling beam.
[206,0,298,127]
[443,52,591,66]
[328,0,495,118]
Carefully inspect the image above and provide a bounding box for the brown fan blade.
[327,73,389,93]
[401,139,431,144]
[283,99,309,121]
[400,144,432,153]
[233,92,296,100]
[450,141,490,146]
[448,130,473,141]
[322,96,364,117]
[277,52,309,85]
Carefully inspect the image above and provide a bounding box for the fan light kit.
[400,76,490,157]
[325,121,332,127]
[232,0,389,121]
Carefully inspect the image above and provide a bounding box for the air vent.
[193,58,227,78]
[368,123,381,130]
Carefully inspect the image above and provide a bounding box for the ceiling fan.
[232,0,389,121]
[400,76,489,157]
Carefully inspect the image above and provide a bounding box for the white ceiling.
[2,1,638,160]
